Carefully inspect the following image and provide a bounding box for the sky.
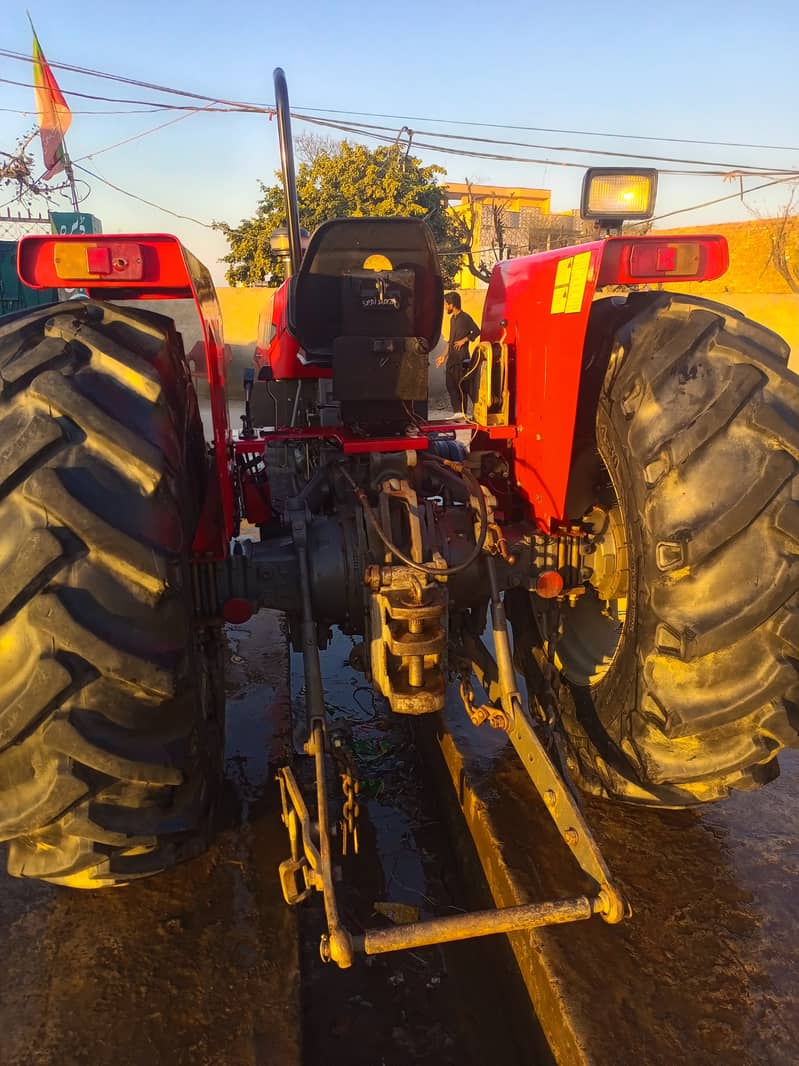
[2,0,798,284]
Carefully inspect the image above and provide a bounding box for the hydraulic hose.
[339,459,489,577]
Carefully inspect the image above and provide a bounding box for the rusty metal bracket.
[276,763,322,905]
[457,557,630,925]
[275,716,621,969]
[276,621,628,969]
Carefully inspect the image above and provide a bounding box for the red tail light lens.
[598,235,729,286]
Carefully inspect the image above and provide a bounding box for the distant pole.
[62,147,80,213]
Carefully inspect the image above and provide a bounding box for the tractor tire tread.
[562,292,799,805]
[0,300,219,886]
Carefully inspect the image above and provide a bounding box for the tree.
[765,186,799,293]
[215,140,464,286]
[446,181,512,285]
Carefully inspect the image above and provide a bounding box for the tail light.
[51,241,144,281]
[17,234,194,296]
[598,235,729,285]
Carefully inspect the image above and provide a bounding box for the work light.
[580,168,658,223]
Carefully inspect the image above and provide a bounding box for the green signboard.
[0,241,57,317]
[49,212,103,236]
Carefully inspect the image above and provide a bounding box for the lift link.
[276,719,621,968]
[277,510,629,969]
[467,557,629,925]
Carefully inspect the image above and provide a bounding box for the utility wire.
[72,163,213,227]
[294,113,799,173]
[293,112,799,177]
[3,44,798,154]
[71,108,205,164]
[0,103,173,115]
[3,46,798,163]
[7,46,797,221]
[649,175,799,225]
[10,64,789,177]
[292,104,799,156]
[0,48,264,110]
[293,112,799,178]
[0,75,260,113]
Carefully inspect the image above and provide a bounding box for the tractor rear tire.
[0,298,224,886]
[525,292,799,806]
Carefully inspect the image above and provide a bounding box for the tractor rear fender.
[17,233,234,555]
[255,277,330,381]
[481,234,728,530]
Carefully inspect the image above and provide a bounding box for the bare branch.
[1,129,70,207]
[448,180,494,284]
[295,131,337,165]
[766,185,799,293]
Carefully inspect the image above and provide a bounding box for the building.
[444,182,593,288]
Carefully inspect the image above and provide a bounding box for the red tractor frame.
[5,69,797,968]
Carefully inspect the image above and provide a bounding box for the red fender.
[480,234,728,530]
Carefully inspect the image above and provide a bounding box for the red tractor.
[2,70,797,964]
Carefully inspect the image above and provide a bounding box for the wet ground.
[437,685,799,1066]
[0,610,301,1066]
[0,613,542,1066]
[290,631,545,1066]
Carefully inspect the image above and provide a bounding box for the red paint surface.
[19,233,233,557]
[254,279,331,381]
[481,240,606,529]
[480,234,729,529]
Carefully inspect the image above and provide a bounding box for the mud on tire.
[533,292,799,806]
[0,299,223,886]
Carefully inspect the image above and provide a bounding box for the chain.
[459,676,509,731]
[330,730,360,858]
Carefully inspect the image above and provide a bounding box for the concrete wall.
[142,281,797,404]
[659,217,799,295]
[204,285,798,379]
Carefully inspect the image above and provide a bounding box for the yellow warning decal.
[550,251,591,315]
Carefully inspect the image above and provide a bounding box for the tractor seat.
[288,217,443,366]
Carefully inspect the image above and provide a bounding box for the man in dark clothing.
[436,292,480,417]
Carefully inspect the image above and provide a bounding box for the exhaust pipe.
[273,67,302,276]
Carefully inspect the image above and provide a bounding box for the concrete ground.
[0,613,542,1066]
[432,688,799,1066]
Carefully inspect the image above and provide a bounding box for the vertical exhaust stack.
[273,67,302,276]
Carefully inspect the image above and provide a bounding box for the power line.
[649,175,799,225]
[292,104,799,156]
[293,112,799,177]
[7,45,797,225]
[71,108,205,164]
[0,103,172,115]
[0,48,265,110]
[72,164,213,228]
[292,112,799,178]
[10,60,789,177]
[3,45,798,161]
[0,74,258,113]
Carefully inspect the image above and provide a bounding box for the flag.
[31,26,72,179]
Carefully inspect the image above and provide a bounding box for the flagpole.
[62,145,80,212]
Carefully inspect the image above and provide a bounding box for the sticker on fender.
[551,251,591,315]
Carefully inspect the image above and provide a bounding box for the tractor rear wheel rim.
[555,479,630,687]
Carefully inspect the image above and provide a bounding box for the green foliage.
[215,140,463,286]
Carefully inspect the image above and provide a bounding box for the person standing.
[436,292,480,418]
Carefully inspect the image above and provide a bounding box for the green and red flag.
[31,27,72,179]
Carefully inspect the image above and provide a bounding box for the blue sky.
[3,0,798,282]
